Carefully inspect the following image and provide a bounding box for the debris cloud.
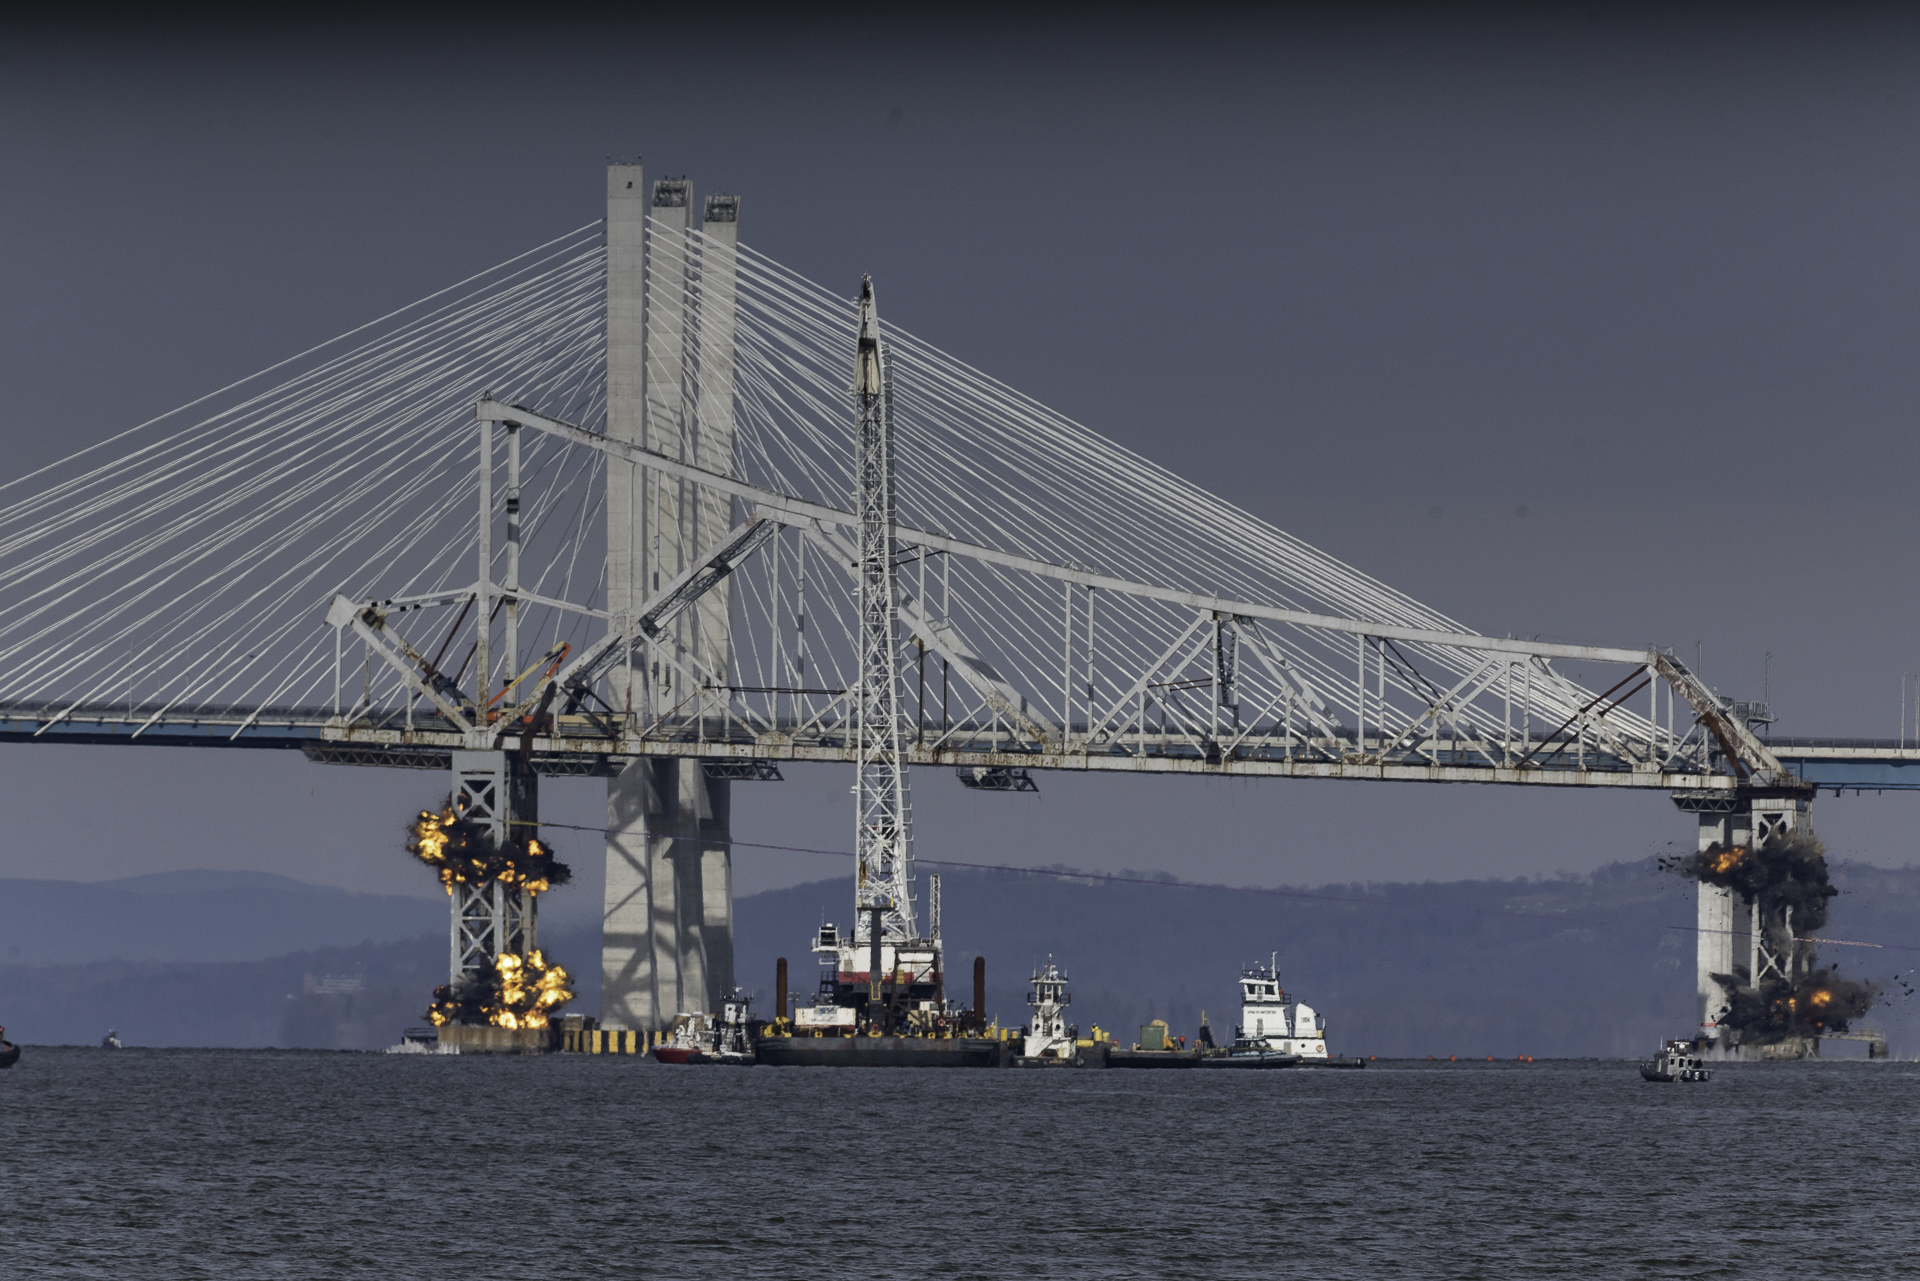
[1663,833,1837,934]
[1664,830,1879,1044]
[1713,968,1875,1041]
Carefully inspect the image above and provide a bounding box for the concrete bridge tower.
[600,167,743,1035]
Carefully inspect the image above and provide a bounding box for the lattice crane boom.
[850,277,916,945]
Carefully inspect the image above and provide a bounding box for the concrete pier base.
[436,1024,551,1053]
[601,758,733,1034]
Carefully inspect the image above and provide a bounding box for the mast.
[852,276,916,947]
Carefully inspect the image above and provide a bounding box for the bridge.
[0,166,1904,1050]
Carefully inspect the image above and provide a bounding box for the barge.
[754,883,1013,1068]
[1109,1018,1200,1068]
[758,1034,1007,1068]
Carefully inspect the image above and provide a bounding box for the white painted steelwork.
[0,197,1794,802]
[447,750,539,991]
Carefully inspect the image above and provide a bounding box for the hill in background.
[0,871,445,965]
[2,861,1913,1055]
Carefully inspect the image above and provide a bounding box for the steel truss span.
[0,220,1795,796]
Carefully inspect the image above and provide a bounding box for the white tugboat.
[1639,1039,1711,1083]
[1017,958,1077,1066]
[1231,954,1329,1060]
[1202,955,1364,1068]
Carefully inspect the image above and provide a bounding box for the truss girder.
[300,491,1777,788]
[555,516,777,701]
[260,484,1797,792]
[0,223,1799,799]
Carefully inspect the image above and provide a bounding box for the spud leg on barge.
[756,1034,1010,1068]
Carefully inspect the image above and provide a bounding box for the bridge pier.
[447,749,540,991]
[597,167,744,1034]
[602,759,734,1033]
[1679,789,1812,1054]
[1686,797,1746,1043]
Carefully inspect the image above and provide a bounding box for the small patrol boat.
[1639,1039,1711,1083]
[0,1025,19,1069]
[652,991,756,1065]
[101,1029,123,1050]
[1201,1042,1300,1070]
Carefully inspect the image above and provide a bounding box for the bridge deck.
[6,712,1909,792]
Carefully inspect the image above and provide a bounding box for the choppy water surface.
[4,1048,1914,1278]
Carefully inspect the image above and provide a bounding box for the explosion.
[407,808,572,895]
[1705,845,1747,876]
[1713,968,1876,1042]
[494,950,574,1028]
[1665,830,1882,1045]
[426,949,575,1029]
[409,801,577,1033]
[1663,833,1838,933]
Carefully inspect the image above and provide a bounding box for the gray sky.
[5,9,1920,904]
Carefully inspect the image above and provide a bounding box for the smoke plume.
[1664,830,1881,1044]
[1662,833,1837,933]
[1711,968,1875,1041]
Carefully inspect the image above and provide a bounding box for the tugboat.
[1208,955,1364,1069]
[0,1025,19,1069]
[652,991,756,1065]
[1232,955,1327,1060]
[1639,1039,1712,1083]
[1015,959,1078,1066]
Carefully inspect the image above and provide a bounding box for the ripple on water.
[2,1050,1915,1279]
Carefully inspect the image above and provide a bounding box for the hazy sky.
[6,9,1920,904]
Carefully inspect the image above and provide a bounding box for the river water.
[3,1048,1912,1278]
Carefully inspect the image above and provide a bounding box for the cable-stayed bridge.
[0,167,1908,1048]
